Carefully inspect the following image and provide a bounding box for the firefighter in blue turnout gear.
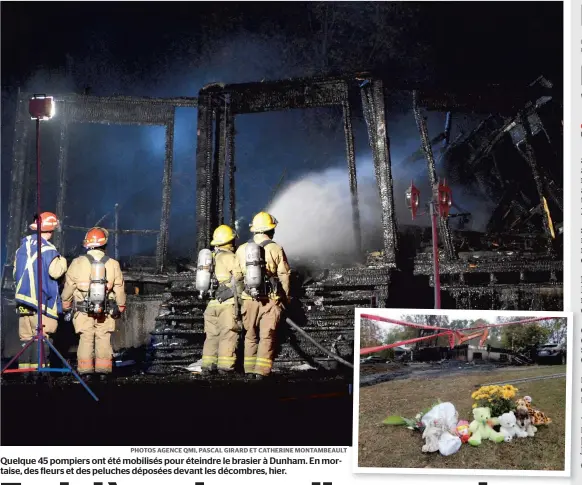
[13,212,68,371]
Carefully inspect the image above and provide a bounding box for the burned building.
[409,344,526,365]
[1,73,563,374]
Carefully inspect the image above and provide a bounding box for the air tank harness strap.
[74,301,90,313]
[215,284,235,303]
[257,240,274,249]
[74,300,117,314]
[211,249,229,301]
[84,254,110,264]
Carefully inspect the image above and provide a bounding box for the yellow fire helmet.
[249,212,278,233]
[210,224,237,246]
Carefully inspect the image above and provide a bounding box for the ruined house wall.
[111,295,162,351]
[0,293,161,360]
[467,348,509,362]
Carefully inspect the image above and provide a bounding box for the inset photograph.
[353,310,572,476]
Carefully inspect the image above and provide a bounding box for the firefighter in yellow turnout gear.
[201,225,244,374]
[61,227,126,380]
[235,212,291,378]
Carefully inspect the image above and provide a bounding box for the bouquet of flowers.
[471,384,518,417]
[382,400,442,432]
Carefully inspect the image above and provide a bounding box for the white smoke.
[266,158,382,265]
[265,155,496,266]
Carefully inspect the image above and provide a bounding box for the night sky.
[0,1,563,264]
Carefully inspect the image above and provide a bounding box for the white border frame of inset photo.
[352,309,573,477]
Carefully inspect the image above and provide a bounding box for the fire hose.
[285,317,354,370]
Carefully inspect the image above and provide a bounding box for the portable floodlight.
[29,95,55,121]
[405,181,420,220]
[2,91,97,401]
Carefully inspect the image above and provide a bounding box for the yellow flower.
[472,403,478,408]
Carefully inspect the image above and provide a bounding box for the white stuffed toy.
[498,411,528,441]
[421,402,462,456]
[421,420,444,453]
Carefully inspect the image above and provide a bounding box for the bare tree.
[360,319,385,348]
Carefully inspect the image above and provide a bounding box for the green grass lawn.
[358,365,567,471]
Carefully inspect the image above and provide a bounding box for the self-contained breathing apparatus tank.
[195,248,215,299]
[87,259,107,315]
[244,242,264,299]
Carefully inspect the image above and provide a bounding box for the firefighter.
[235,212,291,378]
[201,225,244,374]
[13,212,67,373]
[61,227,126,380]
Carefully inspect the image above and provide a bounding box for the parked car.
[535,343,566,365]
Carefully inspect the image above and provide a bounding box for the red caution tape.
[359,314,556,356]
[360,331,453,355]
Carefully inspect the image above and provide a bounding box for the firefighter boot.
[201,364,218,376]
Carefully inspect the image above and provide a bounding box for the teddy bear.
[515,400,538,437]
[498,411,528,441]
[468,407,505,446]
[516,396,551,426]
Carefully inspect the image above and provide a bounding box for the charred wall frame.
[409,77,563,310]
[4,92,198,279]
[194,76,399,268]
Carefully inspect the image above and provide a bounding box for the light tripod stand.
[0,95,98,402]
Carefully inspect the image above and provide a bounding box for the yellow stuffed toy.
[468,407,505,446]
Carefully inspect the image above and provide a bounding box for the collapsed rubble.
[146,266,388,374]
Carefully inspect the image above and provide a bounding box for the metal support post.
[430,200,442,309]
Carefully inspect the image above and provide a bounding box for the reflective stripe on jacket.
[207,247,243,307]
[14,235,62,319]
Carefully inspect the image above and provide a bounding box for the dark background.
[1,1,563,264]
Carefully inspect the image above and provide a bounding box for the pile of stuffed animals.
[421,396,551,456]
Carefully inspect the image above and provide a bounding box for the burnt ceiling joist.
[202,73,555,115]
